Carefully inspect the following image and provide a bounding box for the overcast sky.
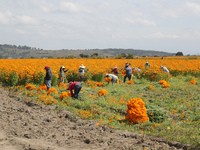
[0,0,200,55]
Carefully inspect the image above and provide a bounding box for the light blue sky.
[0,0,200,55]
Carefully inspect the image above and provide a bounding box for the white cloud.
[18,15,38,25]
[184,2,200,16]
[0,11,38,25]
[0,11,14,24]
[59,2,91,13]
[141,32,192,40]
[16,29,24,34]
[125,18,156,26]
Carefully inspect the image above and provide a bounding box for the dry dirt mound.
[0,87,193,150]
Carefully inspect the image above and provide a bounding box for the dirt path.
[0,87,194,150]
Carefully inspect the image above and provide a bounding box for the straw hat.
[61,66,65,69]
[80,64,85,68]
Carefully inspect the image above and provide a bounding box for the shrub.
[51,75,58,86]
[4,72,19,86]
[91,72,104,82]
[33,72,45,85]
[146,105,167,123]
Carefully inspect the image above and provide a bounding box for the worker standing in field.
[44,66,52,90]
[79,64,86,82]
[67,81,82,99]
[59,66,68,83]
[124,63,132,83]
[145,61,150,69]
[105,73,118,85]
[111,66,119,76]
[160,66,170,73]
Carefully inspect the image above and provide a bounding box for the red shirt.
[111,68,119,74]
[67,82,79,97]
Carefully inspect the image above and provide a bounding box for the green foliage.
[33,72,45,85]
[17,73,32,85]
[91,72,104,82]
[140,71,171,81]
[126,53,134,59]
[146,105,167,123]
[0,72,18,86]
[51,75,58,86]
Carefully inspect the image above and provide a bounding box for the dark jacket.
[45,68,52,80]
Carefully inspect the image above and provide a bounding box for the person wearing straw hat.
[111,66,119,76]
[67,81,82,99]
[145,61,150,69]
[79,64,86,82]
[105,73,118,85]
[160,65,170,73]
[59,66,69,83]
[44,66,52,90]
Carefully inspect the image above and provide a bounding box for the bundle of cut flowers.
[47,88,58,95]
[189,80,197,85]
[94,82,104,87]
[127,80,134,85]
[37,84,47,91]
[104,77,111,83]
[25,83,36,90]
[159,80,170,88]
[98,89,109,96]
[126,98,149,123]
[60,92,71,99]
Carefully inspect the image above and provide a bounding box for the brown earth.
[0,87,195,150]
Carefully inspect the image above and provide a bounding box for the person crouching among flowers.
[66,81,82,99]
[105,74,118,85]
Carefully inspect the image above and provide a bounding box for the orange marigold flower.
[47,88,58,94]
[127,80,134,85]
[104,77,111,82]
[159,80,170,88]
[189,80,197,85]
[25,83,36,90]
[125,98,149,123]
[37,83,47,91]
[60,92,71,99]
[98,89,109,96]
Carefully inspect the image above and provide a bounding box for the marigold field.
[0,57,200,148]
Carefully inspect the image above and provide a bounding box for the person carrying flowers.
[59,66,69,83]
[105,73,118,85]
[66,81,82,99]
[124,63,132,83]
[44,66,52,90]
[79,64,86,82]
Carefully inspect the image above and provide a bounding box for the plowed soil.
[0,87,194,150]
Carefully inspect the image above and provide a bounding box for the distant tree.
[79,53,84,58]
[154,55,159,57]
[47,56,53,59]
[91,53,98,57]
[176,52,183,56]
[121,53,126,57]
[80,53,89,58]
[126,53,134,59]
[115,54,123,59]
[66,55,74,59]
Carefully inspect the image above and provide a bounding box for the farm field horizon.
[0,57,199,148]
